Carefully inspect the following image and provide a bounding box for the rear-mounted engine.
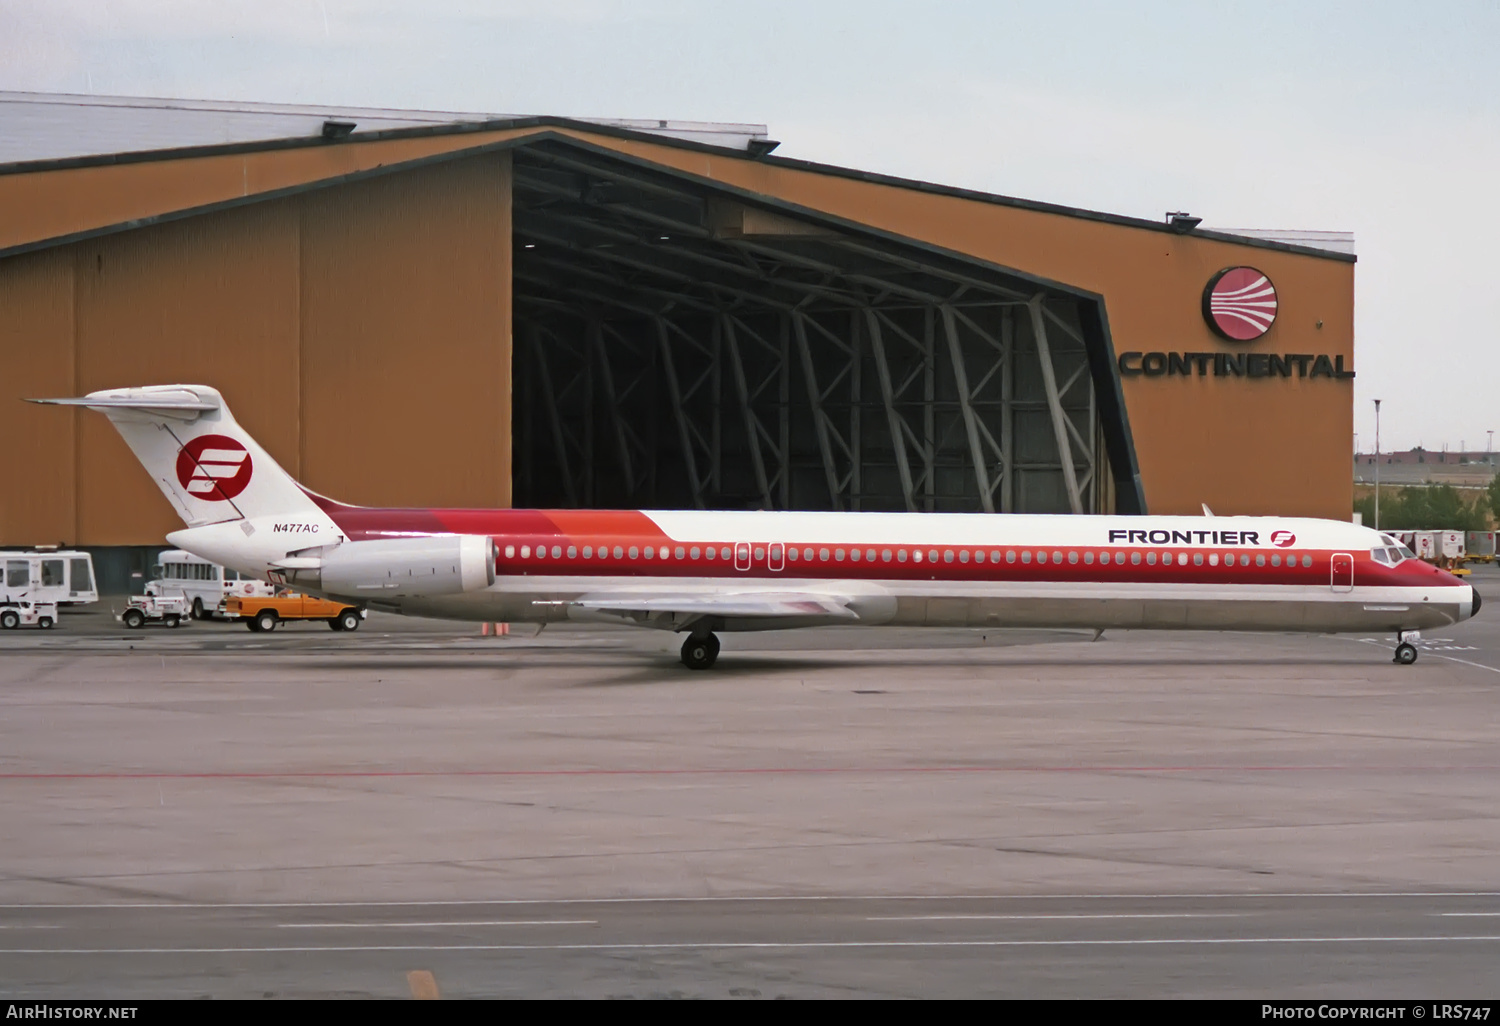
[283,536,496,598]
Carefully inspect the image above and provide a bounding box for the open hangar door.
[510,142,1143,515]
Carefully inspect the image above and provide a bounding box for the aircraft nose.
[1471,585,1482,620]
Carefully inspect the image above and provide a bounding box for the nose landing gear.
[681,632,721,670]
[1394,631,1419,665]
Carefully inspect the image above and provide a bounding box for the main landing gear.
[1394,631,1420,666]
[680,632,721,671]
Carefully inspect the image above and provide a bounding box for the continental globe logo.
[1203,266,1278,341]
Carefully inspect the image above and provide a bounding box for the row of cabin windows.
[157,563,251,582]
[503,543,1318,570]
[7,559,67,588]
[162,562,218,581]
[3,559,93,591]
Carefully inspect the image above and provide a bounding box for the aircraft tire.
[1394,642,1418,666]
[681,633,720,670]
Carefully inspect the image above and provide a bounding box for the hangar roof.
[0,91,1353,265]
[0,90,772,164]
[1203,228,1355,256]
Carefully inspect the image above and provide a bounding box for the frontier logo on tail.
[175,435,253,501]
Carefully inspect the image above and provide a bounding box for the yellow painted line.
[407,969,439,1000]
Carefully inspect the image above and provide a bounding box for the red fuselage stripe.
[496,542,1443,589]
[304,498,1454,590]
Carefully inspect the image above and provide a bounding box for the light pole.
[1374,399,1382,531]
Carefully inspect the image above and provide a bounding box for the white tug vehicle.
[120,592,191,629]
[0,599,60,630]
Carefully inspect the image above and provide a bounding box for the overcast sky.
[3,1,1496,452]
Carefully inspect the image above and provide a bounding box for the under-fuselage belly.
[405,577,1470,634]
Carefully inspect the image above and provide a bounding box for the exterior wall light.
[1166,211,1203,234]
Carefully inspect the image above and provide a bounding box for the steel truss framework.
[511,143,1136,515]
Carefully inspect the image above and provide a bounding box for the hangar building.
[0,93,1356,585]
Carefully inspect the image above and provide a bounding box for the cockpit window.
[1378,535,1414,562]
[1372,548,1391,565]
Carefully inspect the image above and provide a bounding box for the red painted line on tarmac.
[1,765,1497,781]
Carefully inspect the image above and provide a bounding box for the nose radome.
[1471,585,1482,620]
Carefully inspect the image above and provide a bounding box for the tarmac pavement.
[2,566,1498,997]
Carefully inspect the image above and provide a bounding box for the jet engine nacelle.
[295,535,496,598]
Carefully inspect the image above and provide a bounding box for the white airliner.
[35,385,1479,668]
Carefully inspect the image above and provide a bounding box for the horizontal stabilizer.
[31,390,219,419]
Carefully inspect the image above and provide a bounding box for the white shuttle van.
[0,549,98,607]
[149,549,274,619]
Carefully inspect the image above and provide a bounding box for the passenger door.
[69,558,92,599]
[1330,553,1354,593]
[767,543,785,572]
[41,559,65,593]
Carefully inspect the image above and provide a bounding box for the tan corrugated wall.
[2,152,511,546]
[0,248,76,544]
[298,155,511,509]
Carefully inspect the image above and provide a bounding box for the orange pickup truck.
[224,592,365,632]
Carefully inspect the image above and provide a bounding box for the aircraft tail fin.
[31,385,323,529]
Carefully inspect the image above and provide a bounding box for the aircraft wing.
[569,591,860,623]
